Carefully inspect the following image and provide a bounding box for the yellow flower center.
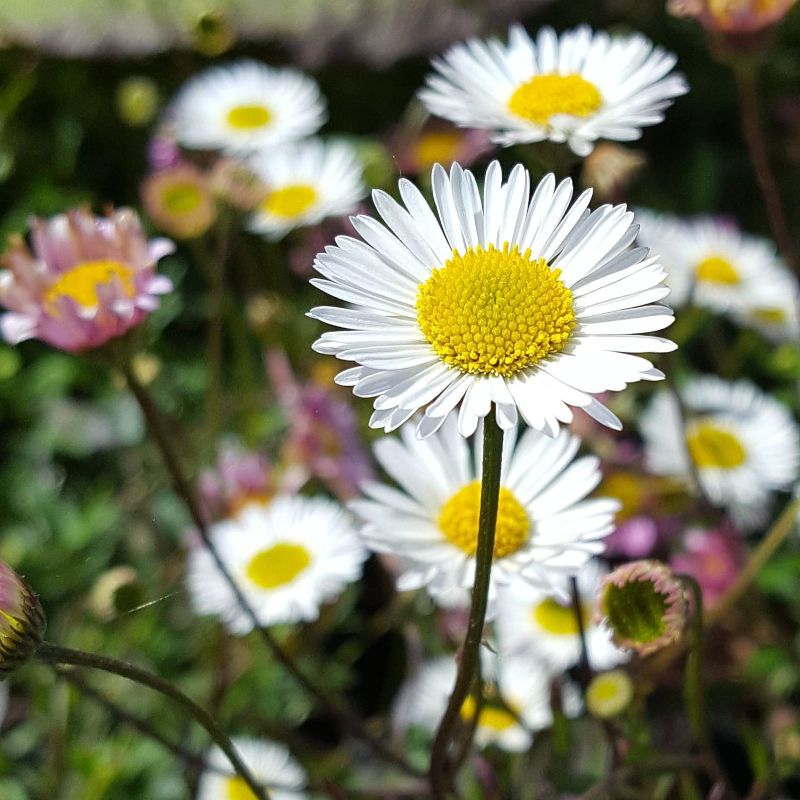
[246,542,311,589]
[532,597,591,636]
[508,73,602,126]
[263,185,317,219]
[438,480,530,559]
[161,181,203,215]
[226,104,272,130]
[225,776,259,800]
[460,695,518,732]
[598,471,644,520]
[44,259,136,315]
[686,422,746,469]
[413,131,462,169]
[585,669,633,718]
[752,307,786,324]
[416,244,576,377]
[695,255,740,285]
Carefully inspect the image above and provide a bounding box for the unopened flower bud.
[597,560,688,657]
[0,559,45,678]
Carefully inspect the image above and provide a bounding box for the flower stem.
[36,642,270,800]
[570,576,592,689]
[122,364,423,779]
[429,408,504,799]
[680,575,710,751]
[707,493,800,626]
[734,64,798,276]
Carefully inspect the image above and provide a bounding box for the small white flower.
[419,25,688,157]
[167,60,326,154]
[640,375,800,529]
[197,738,308,800]
[350,412,620,614]
[187,495,367,634]
[247,139,365,240]
[636,211,798,323]
[310,161,675,440]
[494,560,628,673]
[393,653,554,752]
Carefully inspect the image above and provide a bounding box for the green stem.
[36,642,270,800]
[570,576,592,689]
[679,575,710,752]
[707,493,800,626]
[122,365,423,779]
[428,408,504,799]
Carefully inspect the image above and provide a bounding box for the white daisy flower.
[393,653,554,752]
[167,61,326,154]
[350,411,620,613]
[197,737,308,800]
[186,495,367,634]
[494,560,628,673]
[640,375,800,529]
[418,25,688,157]
[247,139,365,241]
[636,211,798,319]
[310,161,675,440]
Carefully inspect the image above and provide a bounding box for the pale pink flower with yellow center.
[668,0,796,34]
[0,208,174,353]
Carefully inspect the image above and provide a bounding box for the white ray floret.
[247,138,365,240]
[186,495,367,634]
[197,738,308,800]
[640,375,800,530]
[418,25,688,157]
[167,60,326,154]
[350,411,620,613]
[310,161,675,439]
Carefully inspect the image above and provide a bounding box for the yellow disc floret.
[246,542,311,589]
[226,104,272,130]
[413,131,462,169]
[44,259,136,315]
[695,255,740,285]
[508,74,602,126]
[416,243,576,377]
[532,597,591,636]
[460,695,518,732]
[161,181,204,215]
[225,776,259,800]
[686,421,746,469]
[263,184,317,219]
[438,480,530,559]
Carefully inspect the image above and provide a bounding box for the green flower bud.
[0,559,45,678]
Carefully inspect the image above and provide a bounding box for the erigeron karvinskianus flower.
[350,411,620,614]
[187,495,366,634]
[247,139,366,241]
[668,0,797,34]
[310,161,675,439]
[197,738,308,800]
[0,208,173,353]
[585,669,634,718]
[640,375,800,529]
[393,653,555,752]
[597,560,689,657]
[0,559,46,679]
[167,60,326,154]
[494,559,627,672]
[635,211,799,328]
[418,25,688,157]
[141,162,216,239]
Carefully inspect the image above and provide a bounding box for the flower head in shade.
[418,25,688,157]
[0,208,174,353]
[668,0,796,34]
[167,61,326,154]
[350,411,620,614]
[141,163,217,239]
[0,559,46,679]
[585,669,634,718]
[670,524,746,608]
[393,653,554,752]
[310,161,675,439]
[494,559,628,673]
[635,211,797,319]
[640,376,800,529]
[598,560,688,656]
[197,738,308,800]
[247,139,365,241]
[187,495,367,634]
